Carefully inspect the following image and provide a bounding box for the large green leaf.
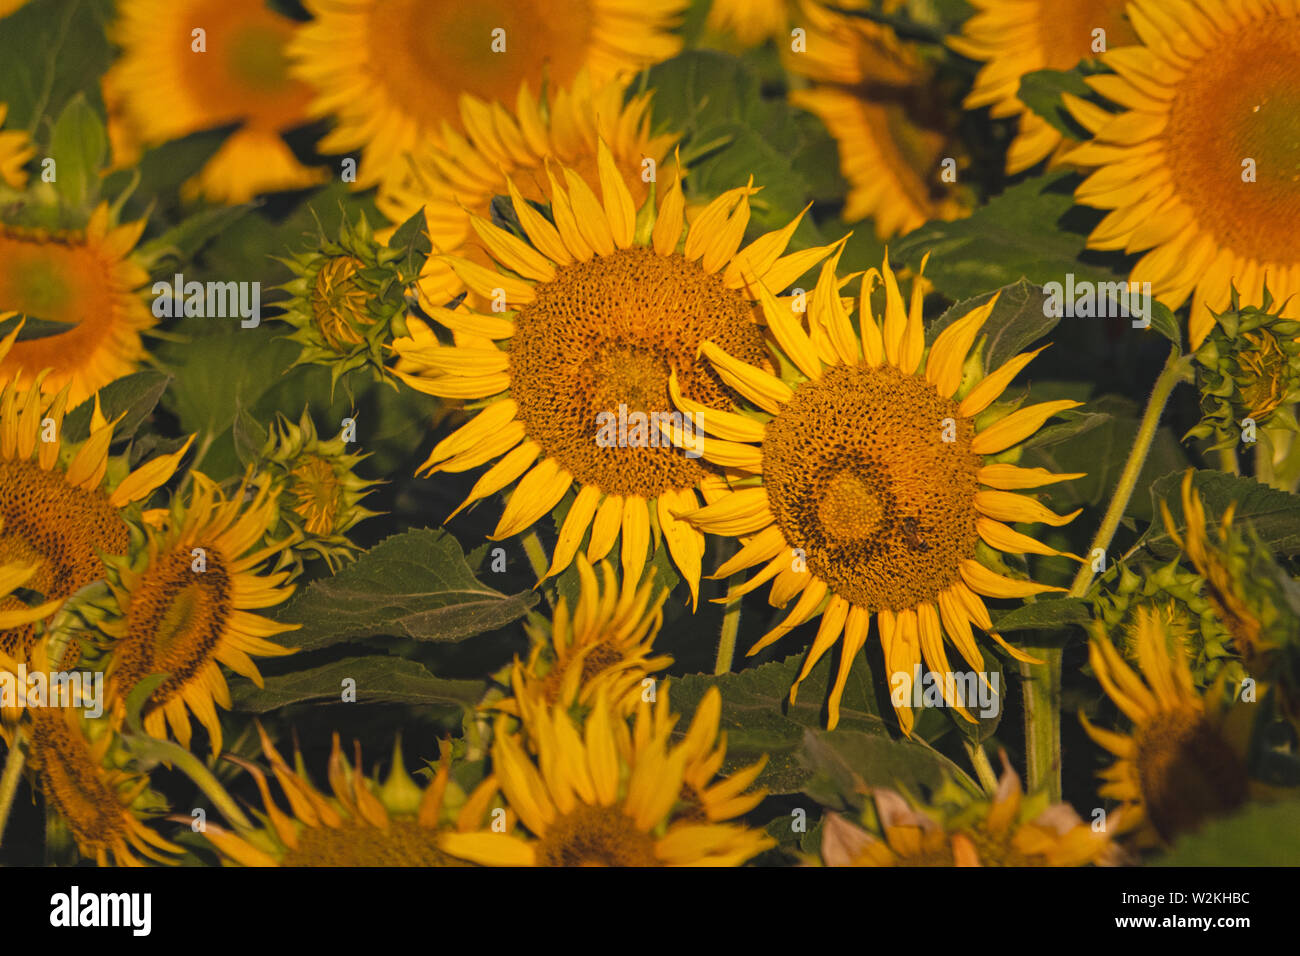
[1017,68,1094,139]
[229,655,484,713]
[990,597,1092,632]
[669,652,972,795]
[888,171,1126,301]
[1140,470,1300,558]
[1152,800,1300,866]
[930,278,1059,373]
[0,0,114,131]
[62,370,173,444]
[47,93,106,210]
[273,529,538,651]
[799,727,978,813]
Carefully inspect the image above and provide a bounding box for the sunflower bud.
[1186,289,1300,445]
[256,410,380,573]
[276,212,419,387]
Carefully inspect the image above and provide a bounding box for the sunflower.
[376,71,678,309]
[676,251,1084,733]
[947,0,1136,174]
[255,410,380,573]
[820,753,1117,866]
[1162,469,1300,716]
[440,685,773,866]
[703,0,791,48]
[289,0,687,191]
[10,639,182,867]
[0,204,154,405]
[1081,606,1248,844]
[104,0,326,203]
[202,728,494,866]
[390,148,838,603]
[0,103,34,189]
[1063,0,1300,348]
[101,473,298,755]
[787,3,970,237]
[495,556,671,719]
[0,368,193,663]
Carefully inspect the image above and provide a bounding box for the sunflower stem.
[714,573,745,676]
[1022,345,1191,801]
[964,740,999,795]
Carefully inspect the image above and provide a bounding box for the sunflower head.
[0,371,193,664]
[104,0,325,203]
[376,70,679,311]
[390,144,842,604]
[678,249,1083,732]
[1161,470,1300,720]
[277,212,421,386]
[99,472,298,754]
[1186,290,1300,444]
[0,201,154,405]
[253,410,380,574]
[494,556,671,720]
[18,640,181,866]
[820,753,1118,867]
[203,728,494,866]
[789,4,972,236]
[440,685,773,866]
[1082,606,1251,844]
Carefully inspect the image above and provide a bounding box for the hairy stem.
[1022,346,1190,800]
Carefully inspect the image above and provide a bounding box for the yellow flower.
[0,103,34,189]
[202,728,493,866]
[390,147,839,604]
[104,0,326,203]
[1063,0,1300,348]
[495,556,671,719]
[289,0,687,191]
[0,361,193,664]
[377,70,678,309]
[947,0,1136,174]
[9,640,182,867]
[703,0,791,48]
[820,753,1116,866]
[678,251,1083,733]
[1081,606,1248,844]
[101,473,298,754]
[0,204,154,405]
[440,686,773,866]
[788,3,971,237]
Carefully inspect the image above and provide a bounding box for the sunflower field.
[0,0,1298,886]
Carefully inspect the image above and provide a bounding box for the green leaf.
[229,656,484,713]
[1151,800,1300,866]
[888,171,1127,301]
[388,207,432,280]
[668,652,972,795]
[0,0,114,131]
[799,727,978,813]
[135,205,257,272]
[1017,68,1094,139]
[1146,300,1182,349]
[62,370,173,444]
[273,528,539,652]
[1141,470,1300,558]
[990,597,1091,632]
[47,94,106,210]
[931,278,1058,373]
[232,404,268,466]
[0,314,75,341]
